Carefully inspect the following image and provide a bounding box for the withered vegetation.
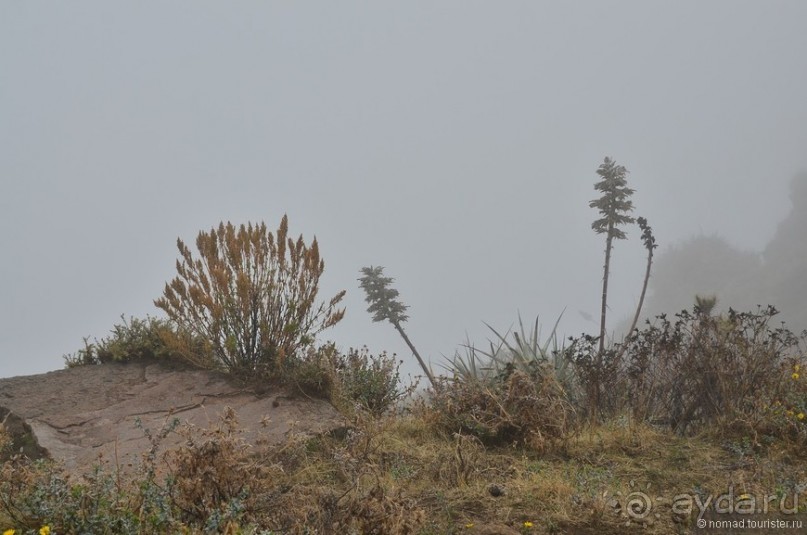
[154,215,345,377]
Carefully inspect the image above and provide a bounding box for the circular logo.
[612,480,655,521]
[625,489,653,519]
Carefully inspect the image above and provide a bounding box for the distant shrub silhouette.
[642,234,762,321]
[762,172,807,332]
[155,215,345,377]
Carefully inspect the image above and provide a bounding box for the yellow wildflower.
[787,410,795,417]
[4,530,15,535]
[40,527,50,535]
[465,524,474,529]
[795,364,801,372]
[798,413,805,421]
[524,521,534,528]
[793,373,800,380]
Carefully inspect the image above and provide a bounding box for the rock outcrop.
[0,361,344,475]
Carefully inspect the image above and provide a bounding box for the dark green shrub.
[563,334,626,419]
[625,305,807,438]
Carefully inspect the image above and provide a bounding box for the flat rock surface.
[0,361,345,474]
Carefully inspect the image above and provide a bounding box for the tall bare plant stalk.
[590,157,635,353]
[588,157,635,417]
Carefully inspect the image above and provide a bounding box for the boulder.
[0,361,345,475]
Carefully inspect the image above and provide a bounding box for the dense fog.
[2,1,806,379]
[640,173,807,334]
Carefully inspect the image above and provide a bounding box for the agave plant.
[443,312,577,399]
[443,335,500,383]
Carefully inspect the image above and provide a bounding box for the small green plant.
[0,454,173,534]
[62,336,99,368]
[334,346,411,416]
[359,266,435,387]
[284,343,413,413]
[63,315,190,368]
[155,215,346,378]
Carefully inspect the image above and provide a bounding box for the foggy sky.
[2,1,806,380]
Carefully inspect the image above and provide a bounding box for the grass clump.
[427,366,575,451]
[430,314,577,450]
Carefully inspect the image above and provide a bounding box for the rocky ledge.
[0,361,344,475]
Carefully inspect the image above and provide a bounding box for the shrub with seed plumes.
[155,215,345,377]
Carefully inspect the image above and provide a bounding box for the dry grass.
[2,407,807,534]
[243,414,806,534]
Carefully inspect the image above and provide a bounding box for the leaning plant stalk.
[392,320,435,386]
[615,217,656,362]
[359,266,435,387]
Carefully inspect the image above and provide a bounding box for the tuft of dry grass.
[424,366,576,452]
